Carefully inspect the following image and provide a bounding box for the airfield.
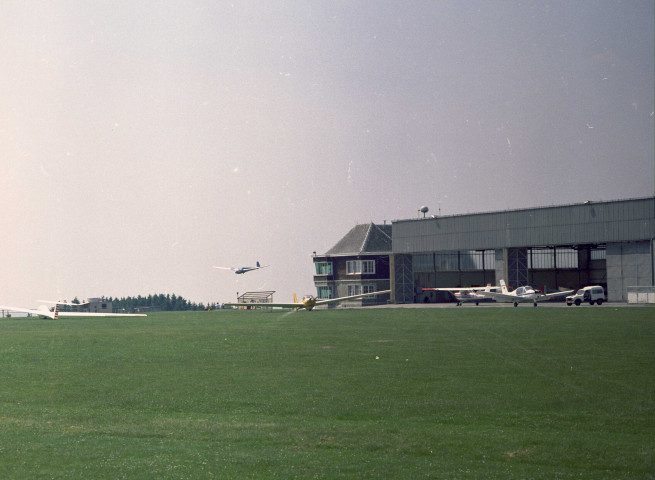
[1,305,652,479]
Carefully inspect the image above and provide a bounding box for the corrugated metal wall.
[393,197,655,253]
[607,240,654,301]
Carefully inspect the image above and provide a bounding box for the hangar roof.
[392,197,655,253]
[325,223,392,256]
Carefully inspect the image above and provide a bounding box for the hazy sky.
[1,1,653,307]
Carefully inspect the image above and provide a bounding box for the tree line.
[63,294,221,312]
[107,294,217,311]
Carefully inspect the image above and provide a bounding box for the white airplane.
[479,280,574,307]
[0,300,147,319]
[421,284,497,306]
[213,261,269,275]
[225,289,391,311]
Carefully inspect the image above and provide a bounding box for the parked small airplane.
[0,300,147,319]
[213,261,269,275]
[225,289,391,311]
[421,285,496,306]
[479,280,574,307]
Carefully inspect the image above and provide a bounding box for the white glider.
[213,261,269,275]
[0,300,146,319]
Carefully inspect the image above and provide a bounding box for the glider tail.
[500,279,508,294]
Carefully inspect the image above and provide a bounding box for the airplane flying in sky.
[225,289,391,311]
[479,280,574,307]
[421,285,497,306]
[0,300,147,319]
[213,261,269,275]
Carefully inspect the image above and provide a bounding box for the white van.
[566,286,605,306]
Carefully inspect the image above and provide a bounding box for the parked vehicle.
[566,286,605,306]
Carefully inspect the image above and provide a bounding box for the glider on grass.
[0,300,146,319]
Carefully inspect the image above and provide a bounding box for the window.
[555,247,577,269]
[412,254,433,272]
[591,247,606,260]
[317,286,332,299]
[315,262,333,275]
[362,260,375,274]
[347,285,377,296]
[529,248,554,269]
[434,253,458,271]
[413,251,496,272]
[528,247,578,269]
[348,285,361,296]
[346,260,375,275]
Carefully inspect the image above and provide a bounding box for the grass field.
[0,306,653,479]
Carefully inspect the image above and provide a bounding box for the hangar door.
[413,250,496,303]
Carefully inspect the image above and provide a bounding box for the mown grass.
[0,307,653,479]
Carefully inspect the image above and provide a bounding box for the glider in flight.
[213,261,269,275]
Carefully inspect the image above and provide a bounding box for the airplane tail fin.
[293,293,302,311]
[256,261,260,267]
[500,279,508,294]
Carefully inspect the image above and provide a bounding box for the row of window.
[315,260,376,275]
[316,285,379,299]
[413,247,607,272]
[413,251,496,272]
[348,284,378,296]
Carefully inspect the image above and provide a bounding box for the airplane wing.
[478,291,523,302]
[535,290,575,301]
[314,290,391,306]
[422,287,463,292]
[38,300,90,306]
[213,266,236,271]
[224,290,391,310]
[0,304,146,318]
[56,312,147,317]
[423,286,496,292]
[239,265,269,273]
[224,302,299,309]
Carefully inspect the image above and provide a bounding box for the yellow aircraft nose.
[303,297,317,311]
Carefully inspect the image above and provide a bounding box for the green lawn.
[0,307,653,479]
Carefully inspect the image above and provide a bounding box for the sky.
[1,1,653,308]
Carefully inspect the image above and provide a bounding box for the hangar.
[391,196,655,303]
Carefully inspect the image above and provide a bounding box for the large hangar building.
[390,196,655,303]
